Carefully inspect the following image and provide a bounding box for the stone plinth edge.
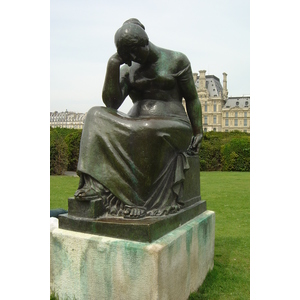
[51,210,215,300]
[59,200,206,243]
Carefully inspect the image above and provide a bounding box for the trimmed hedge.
[50,127,250,174]
[199,131,250,171]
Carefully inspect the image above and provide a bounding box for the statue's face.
[128,44,149,64]
[119,44,149,66]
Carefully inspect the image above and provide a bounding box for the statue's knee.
[85,106,104,122]
[87,106,101,116]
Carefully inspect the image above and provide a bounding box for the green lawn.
[189,172,250,299]
[50,175,79,210]
[50,171,250,299]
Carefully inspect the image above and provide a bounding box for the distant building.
[50,111,86,129]
[182,70,250,133]
[222,96,250,133]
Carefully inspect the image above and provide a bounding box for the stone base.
[51,210,215,300]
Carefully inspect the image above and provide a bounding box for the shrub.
[50,127,83,174]
[50,134,68,175]
[198,131,250,171]
[221,136,250,171]
[65,130,82,171]
[199,132,223,171]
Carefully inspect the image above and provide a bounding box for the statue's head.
[114,19,149,66]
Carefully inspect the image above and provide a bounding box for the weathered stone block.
[51,210,215,300]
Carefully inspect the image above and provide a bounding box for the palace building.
[183,70,250,133]
[50,110,86,129]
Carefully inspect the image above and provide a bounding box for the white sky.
[50,0,250,113]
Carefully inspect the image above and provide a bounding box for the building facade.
[222,96,250,132]
[183,70,250,133]
[50,111,86,129]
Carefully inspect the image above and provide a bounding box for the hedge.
[50,128,250,174]
[50,127,82,175]
[199,131,250,171]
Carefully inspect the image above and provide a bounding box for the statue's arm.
[176,56,203,154]
[185,90,203,155]
[102,53,130,109]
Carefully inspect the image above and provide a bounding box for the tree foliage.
[199,131,250,171]
[65,130,82,171]
[50,127,82,175]
[50,129,69,175]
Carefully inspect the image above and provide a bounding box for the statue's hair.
[114,19,149,58]
[123,18,145,30]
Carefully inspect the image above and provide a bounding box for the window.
[213,116,216,124]
[214,104,217,112]
[235,112,238,118]
[204,101,207,112]
[244,112,247,117]
[234,119,238,126]
[204,116,207,125]
[225,119,229,126]
[213,128,216,132]
[236,101,239,106]
[226,112,229,118]
[204,128,207,132]
[244,119,247,126]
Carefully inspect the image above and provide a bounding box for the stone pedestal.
[51,210,215,300]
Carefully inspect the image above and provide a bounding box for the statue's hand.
[110,52,132,67]
[187,133,203,155]
[110,53,125,65]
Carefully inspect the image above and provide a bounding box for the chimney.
[199,70,206,91]
[222,72,228,98]
[192,73,198,83]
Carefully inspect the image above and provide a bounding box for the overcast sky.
[50,0,250,114]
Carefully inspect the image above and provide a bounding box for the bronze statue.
[73,18,203,219]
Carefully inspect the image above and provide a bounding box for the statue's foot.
[74,187,102,201]
[147,203,182,216]
[123,205,147,219]
[74,173,105,201]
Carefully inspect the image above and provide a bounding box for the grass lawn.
[50,171,250,299]
[189,172,250,299]
[50,176,79,210]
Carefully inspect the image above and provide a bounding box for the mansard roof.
[224,96,250,109]
[194,74,223,97]
[205,75,223,98]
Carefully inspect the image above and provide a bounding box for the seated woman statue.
[74,18,203,218]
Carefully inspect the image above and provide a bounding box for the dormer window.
[236,101,239,106]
